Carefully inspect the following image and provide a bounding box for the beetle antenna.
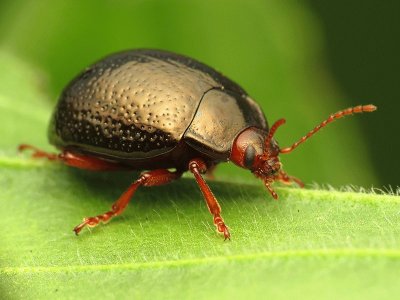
[280,104,377,154]
[265,118,286,149]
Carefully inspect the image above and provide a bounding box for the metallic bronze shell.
[49,49,267,162]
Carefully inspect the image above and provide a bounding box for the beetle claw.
[222,226,231,241]
[214,215,230,241]
[73,219,89,235]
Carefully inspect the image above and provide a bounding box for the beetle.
[19,49,376,240]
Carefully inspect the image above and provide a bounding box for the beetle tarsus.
[18,144,60,160]
[276,170,304,188]
[73,222,86,235]
[73,212,115,235]
[214,215,230,240]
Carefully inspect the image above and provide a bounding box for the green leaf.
[1,165,400,299]
[1,52,399,299]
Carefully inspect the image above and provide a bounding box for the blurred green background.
[0,0,398,188]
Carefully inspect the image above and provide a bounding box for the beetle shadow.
[62,168,267,209]
[63,168,140,204]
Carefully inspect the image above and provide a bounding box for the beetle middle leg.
[73,169,183,235]
[189,158,230,240]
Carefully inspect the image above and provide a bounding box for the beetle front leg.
[73,169,182,235]
[189,158,230,240]
[276,170,304,188]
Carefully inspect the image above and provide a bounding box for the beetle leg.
[188,158,230,240]
[276,170,305,188]
[18,144,59,160]
[19,144,126,171]
[60,150,127,171]
[73,169,182,235]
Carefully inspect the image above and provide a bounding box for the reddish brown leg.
[19,144,125,171]
[18,144,59,160]
[73,169,182,235]
[276,170,305,188]
[188,158,230,240]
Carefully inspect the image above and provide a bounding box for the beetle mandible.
[19,49,376,240]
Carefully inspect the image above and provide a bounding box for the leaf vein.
[2,248,400,275]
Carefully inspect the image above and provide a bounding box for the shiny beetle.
[19,49,376,240]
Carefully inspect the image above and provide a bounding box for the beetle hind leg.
[189,158,230,240]
[18,144,59,160]
[73,169,182,235]
[19,144,128,171]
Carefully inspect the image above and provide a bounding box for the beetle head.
[230,122,300,199]
[230,104,377,199]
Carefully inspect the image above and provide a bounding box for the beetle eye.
[244,145,256,169]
